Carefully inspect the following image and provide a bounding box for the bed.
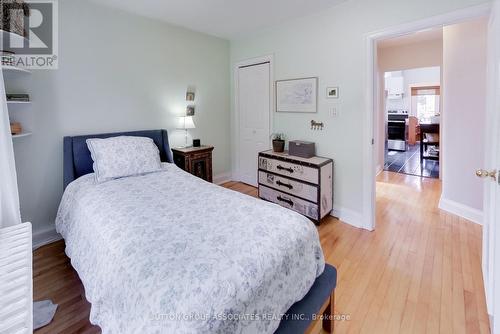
[57,129,337,334]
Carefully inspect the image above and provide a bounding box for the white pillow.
[86,136,162,183]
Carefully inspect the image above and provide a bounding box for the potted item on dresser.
[271,133,285,153]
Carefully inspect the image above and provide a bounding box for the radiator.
[0,223,33,334]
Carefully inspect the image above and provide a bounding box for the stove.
[387,110,409,115]
[387,111,408,151]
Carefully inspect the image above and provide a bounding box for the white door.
[481,2,500,331]
[237,62,271,186]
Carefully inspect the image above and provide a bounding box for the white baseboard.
[32,225,62,250]
[376,165,383,176]
[214,172,233,185]
[331,206,369,230]
[438,197,483,225]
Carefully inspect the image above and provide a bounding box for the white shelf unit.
[12,132,32,139]
[0,30,31,77]
[1,29,33,140]
[7,100,31,105]
[2,65,31,74]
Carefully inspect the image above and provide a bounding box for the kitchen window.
[411,86,440,122]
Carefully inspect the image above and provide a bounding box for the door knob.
[476,169,497,181]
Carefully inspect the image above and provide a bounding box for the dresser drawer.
[259,185,319,220]
[258,171,318,202]
[258,157,319,184]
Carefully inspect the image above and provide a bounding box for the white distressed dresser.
[258,150,333,224]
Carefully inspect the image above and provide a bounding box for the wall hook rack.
[311,120,324,131]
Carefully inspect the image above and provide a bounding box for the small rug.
[34,300,58,330]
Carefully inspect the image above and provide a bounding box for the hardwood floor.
[33,171,489,333]
[33,241,100,334]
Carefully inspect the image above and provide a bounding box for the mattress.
[56,163,325,334]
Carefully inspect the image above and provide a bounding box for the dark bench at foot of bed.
[276,264,337,334]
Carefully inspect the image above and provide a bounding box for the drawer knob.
[277,180,293,190]
[277,165,294,173]
[277,196,294,207]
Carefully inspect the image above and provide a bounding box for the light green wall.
[16,0,492,236]
[15,0,231,235]
[230,0,490,222]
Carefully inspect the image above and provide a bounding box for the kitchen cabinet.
[387,77,404,99]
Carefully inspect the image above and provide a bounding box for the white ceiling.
[90,0,348,39]
[378,28,443,49]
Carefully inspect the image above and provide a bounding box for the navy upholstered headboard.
[63,129,173,189]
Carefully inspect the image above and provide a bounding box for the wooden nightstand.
[172,146,214,182]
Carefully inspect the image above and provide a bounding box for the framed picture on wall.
[326,87,339,99]
[276,77,318,113]
[186,106,195,116]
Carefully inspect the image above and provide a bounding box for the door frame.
[362,3,491,232]
[485,0,500,329]
[233,55,274,182]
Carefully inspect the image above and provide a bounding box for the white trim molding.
[214,172,233,185]
[439,197,484,225]
[331,207,371,231]
[363,3,492,231]
[32,225,62,250]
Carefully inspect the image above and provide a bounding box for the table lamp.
[177,116,196,148]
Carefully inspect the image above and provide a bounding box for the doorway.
[367,10,496,329]
[363,4,491,232]
[362,2,499,328]
[234,56,273,186]
[383,68,441,179]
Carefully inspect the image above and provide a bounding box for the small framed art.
[326,87,339,99]
[186,106,195,116]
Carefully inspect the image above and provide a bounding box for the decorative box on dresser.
[258,150,333,224]
[172,146,214,183]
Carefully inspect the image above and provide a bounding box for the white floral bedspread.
[56,163,325,334]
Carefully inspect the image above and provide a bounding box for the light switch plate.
[331,106,340,117]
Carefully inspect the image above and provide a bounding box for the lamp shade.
[177,116,196,130]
